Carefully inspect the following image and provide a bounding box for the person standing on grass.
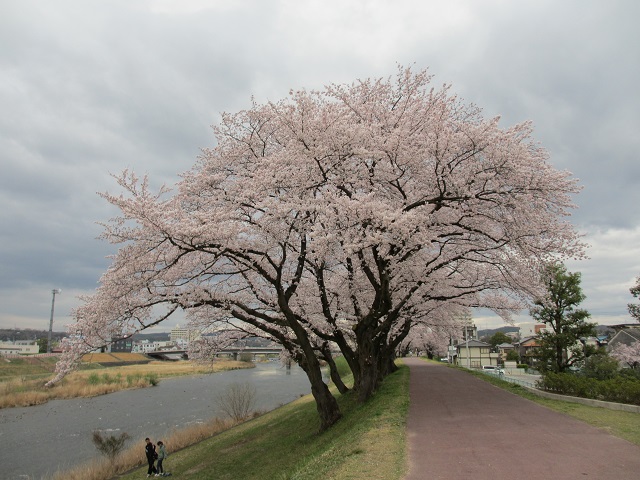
[145,437,157,477]
[156,440,168,476]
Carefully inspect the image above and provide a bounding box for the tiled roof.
[609,328,640,348]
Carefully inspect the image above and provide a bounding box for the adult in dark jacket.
[145,437,157,477]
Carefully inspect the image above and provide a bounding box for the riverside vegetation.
[50,357,408,480]
[54,358,640,480]
[10,357,640,479]
[0,353,252,408]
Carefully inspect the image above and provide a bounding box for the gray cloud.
[2,0,639,332]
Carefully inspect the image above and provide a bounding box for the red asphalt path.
[404,357,640,480]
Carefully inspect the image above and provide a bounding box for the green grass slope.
[118,362,409,480]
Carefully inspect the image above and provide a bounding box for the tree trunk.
[379,350,398,377]
[356,345,398,402]
[298,356,342,431]
[282,307,342,431]
[333,331,361,390]
[322,347,349,394]
[311,377,342,431]
[356,361,379,403]
[354,331,381,403]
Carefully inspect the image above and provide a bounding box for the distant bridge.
[144,346,282,361]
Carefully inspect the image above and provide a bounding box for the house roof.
[608,328,640,348]
[457,339,490,348]
[497,343,514,349]
[608,324,640,331]
[517,336,539,347]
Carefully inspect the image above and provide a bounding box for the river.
[0,362,311,479]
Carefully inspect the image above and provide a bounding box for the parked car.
[482,365,504,375]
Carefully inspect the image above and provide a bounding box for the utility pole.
[47,289,61,353]
[464,324,472,368]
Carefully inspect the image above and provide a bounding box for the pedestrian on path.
[144,437,157,477]
[156,440,168,476]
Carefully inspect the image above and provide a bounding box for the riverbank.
[113,361,409,480]
[11,357,640,479]
[2,361,312,480]
[110,359,640,480]
[0,356,253,408]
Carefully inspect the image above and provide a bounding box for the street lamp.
[47,289,62,353]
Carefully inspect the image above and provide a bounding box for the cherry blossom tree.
[398,317,460,359]
[47,67,585,430]
[629,275,640,321]
[188,329,249,368]
[610,341,640,369]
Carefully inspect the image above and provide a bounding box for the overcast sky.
[1,0,639,335]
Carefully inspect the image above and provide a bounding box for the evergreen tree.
[530,263,595,372]
[487,331,512,349]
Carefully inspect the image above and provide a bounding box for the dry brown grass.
[0,359,252,409]
[76,358,251,378]
[80,352,150,363]
[0,378,51,406]
[48,417,236,480]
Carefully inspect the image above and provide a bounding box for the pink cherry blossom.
[47,66,585,429]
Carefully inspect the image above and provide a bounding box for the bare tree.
[91,430,130,460]
[216,382,257,422]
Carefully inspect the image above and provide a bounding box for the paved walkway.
[404,358,640,480]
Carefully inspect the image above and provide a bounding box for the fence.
[480,369,539,388]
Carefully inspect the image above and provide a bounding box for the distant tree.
[629,275,640,321]
[36,338,48,353]
[531,263,596,373]
[399,319,463,359]
[581,351,619,380]
[610,340,640,369]
[505,349,519,362]
[487,331,512,349]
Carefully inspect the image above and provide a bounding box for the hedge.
[538,372,640,406]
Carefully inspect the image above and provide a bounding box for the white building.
[0,340,39,356]
[518,323,547,339]
[170,324,200,345]
[131,340,175,353]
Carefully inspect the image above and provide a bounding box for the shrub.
[92,430,131,460]
[620,368,640,380]
[539,372,640,405]
[581,354,619,381]
[216,382,257,422]
[87,373,100,385]
[239,352,253,363]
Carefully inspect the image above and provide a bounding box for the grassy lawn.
[117,363,409,480]
[0,356,60,379]
[460,364,640,446]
